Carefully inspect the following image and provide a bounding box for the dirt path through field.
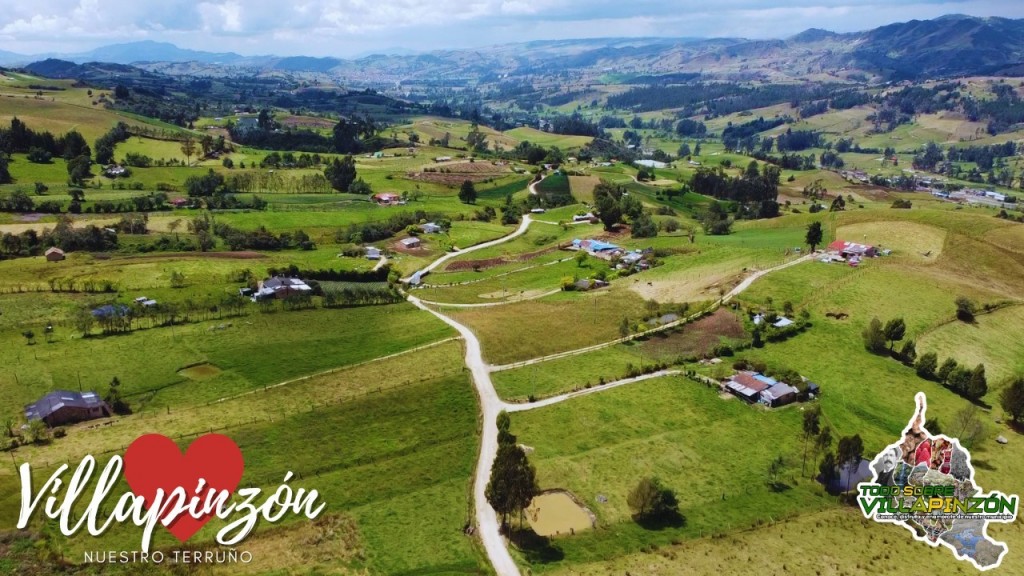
[405,214,812,576]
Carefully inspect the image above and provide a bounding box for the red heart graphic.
[123,433,244,542]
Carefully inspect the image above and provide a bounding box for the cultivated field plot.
[640,308,747,361]
[451,288,649,365]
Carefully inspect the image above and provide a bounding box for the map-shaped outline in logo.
[858,392,1018,571]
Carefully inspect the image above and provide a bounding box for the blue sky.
[2,0,1023,57]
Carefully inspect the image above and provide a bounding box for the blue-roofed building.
[25,390,112,427]
[753,374,778,386]
[91,304,130,318]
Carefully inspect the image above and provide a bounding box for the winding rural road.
[402,212,813,576]
[401,215,535,283]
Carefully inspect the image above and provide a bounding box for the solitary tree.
[496,410,516,446]
[801,406,821,476]
[883,317,906,351]
[627,477,679,522]
[180,136,196,166]
[999,376,1024,423]
[805,221,823,252]
[955,296,977,322]
[324,156,357,192]
[594,183,624,231]
[458,180,477,204]
[485,443,538,537]
[105,376,131,415]
[619,317,631,339]
[949,405,985,448]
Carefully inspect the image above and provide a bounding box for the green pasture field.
[539,506,1018,576]
[0,301,454,418]
[491,343,645,401]
[397,115,520,149]
[450,287,649,365]
[503,127,593,149]
[416,257,582,305]
[0,96,163,143]
[0,367,485,575]
[444,219,514,248]
[509,375,834,571]
[917,304,1024,384]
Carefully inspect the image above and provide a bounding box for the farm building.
[725,371,800,407]
[372,192,401,205]
[571,239,622,258]
[91,304,130,318]
[400,237,422,249]
[828,240,877,258]
[635,159,667,169]
[572,213,596,222]
[25,390,112,427]
[760,382,799,407]
[45,247,65,262]
[753,314,794,328]
[419,222,442,234]
[254,277,312,300]
[724,372,774,402]
[365,247,382,260]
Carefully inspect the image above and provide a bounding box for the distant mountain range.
[6,15,1024,82]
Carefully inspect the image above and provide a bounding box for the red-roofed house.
[373,193,401,205]
[828,240,876,258]
[725,371,773,402]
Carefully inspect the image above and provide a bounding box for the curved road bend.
[404,212,813,576]
[401,215,534,283]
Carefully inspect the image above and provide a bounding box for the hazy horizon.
[2,1,1024,59]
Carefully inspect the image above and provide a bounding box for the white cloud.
[0,0,1022,56]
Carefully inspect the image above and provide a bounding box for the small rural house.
[419,222,442,234]
[573,212,596,222]
[571,239,622,258]
[372,192,401,205]
[45,247,65,262]
[828,240,877,259]
[760,382,799,407]
[726,371,804,408]
[254,277,312,300]
[400,237,422,249]
[25,390,112,427]
[365,246,382,260]
[724,372,774,402]
[753,314,794,328]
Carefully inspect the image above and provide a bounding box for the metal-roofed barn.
[24,390,112,427]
